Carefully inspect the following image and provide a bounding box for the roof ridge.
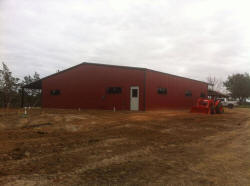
[23,62,208,88]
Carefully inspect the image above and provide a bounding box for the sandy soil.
[0,108,250,185]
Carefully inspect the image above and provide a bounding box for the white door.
[130,86,139,111]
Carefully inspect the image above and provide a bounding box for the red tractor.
[191,98,224,114]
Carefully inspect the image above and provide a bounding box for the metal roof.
[23,62,208,89]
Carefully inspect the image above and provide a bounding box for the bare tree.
[206,76,224,92]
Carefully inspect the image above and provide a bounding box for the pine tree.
[0,62,20,107]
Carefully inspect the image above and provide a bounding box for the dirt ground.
[0,108,250,185]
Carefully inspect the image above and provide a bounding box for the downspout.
[144,70,146,111]
[41,81,43,108]
[21,87,24,108]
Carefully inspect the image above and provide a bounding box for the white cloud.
[0,0,250,81]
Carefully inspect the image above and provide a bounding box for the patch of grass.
[237,104,250,108]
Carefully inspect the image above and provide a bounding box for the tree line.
[206,74,250,103]
[0,62,41,108]
[224,73,250,103]
[0,62,249,108]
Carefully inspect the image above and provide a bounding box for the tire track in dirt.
[154,116,250,185]
[0,137,129,169]
[1,108,250,185]
[51,145,155,185]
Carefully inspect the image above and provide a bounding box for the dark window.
[51,89,60,96]
[107,87,122,94]
[158,88,167,94]
[185,90,192,97]
[132,89,138,98]
[200,92,206,98]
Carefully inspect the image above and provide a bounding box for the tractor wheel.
[216,103,223,114]
[228,104,234,109]
[210,106,215,114]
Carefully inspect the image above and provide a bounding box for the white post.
[24,107,27,115]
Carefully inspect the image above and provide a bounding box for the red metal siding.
[41,63,208,111]
[145,70,208,109]
[42,64,145,110]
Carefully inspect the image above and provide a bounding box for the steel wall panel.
[145,70,208,109]
[42,64,145,110]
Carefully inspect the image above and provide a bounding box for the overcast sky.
[0,0,250,82]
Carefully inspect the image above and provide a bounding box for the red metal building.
[23,63,208,111]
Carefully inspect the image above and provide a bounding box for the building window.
[51,89,60,96]
[200,92,206,98]
[158,88,167,94]
[132,89,138,97]
[107,87,122,94]
[185,90,192,97]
